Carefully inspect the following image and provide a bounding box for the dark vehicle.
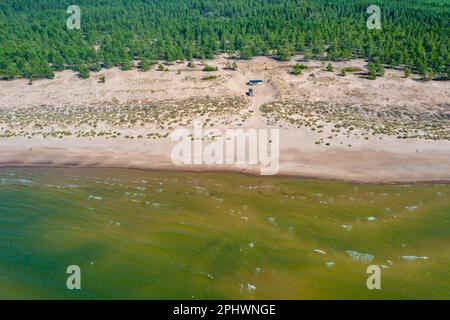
[246,80,263,86]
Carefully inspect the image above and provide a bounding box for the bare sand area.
[0,55,449,182]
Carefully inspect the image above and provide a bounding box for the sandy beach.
[0,55,449,183]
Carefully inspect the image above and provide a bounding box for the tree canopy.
[0,0,448,80]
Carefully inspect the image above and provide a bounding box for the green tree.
[240,48,253,60]
[0,0,447,82]
[326,63,334,72]
[140,59,151,71]
[376,61,385,76]
[404,67,411,78]
[2,63,20,80]
[304,48,313,61]
[121,60,133,71]
[368,62,377,80]
[278,48,292,62]
[78,66,90,79]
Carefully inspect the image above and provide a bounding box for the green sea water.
[0,168,449,299]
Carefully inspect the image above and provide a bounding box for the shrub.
[404,67,411,78]
[368,62,377,80]
[326,63,334,72]
[293,64,308,70]
[341,66,362,73]
[157,64,168,71]
[202,75,219,81]
[78,66,90,79]
[203,65,218,72]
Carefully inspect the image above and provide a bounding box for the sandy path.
[242,79,278,129]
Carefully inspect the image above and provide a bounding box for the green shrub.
[203,65,218,72]
[202,75,219,81]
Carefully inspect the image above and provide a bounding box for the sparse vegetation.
[201,75,219,81]
[225,61,238,70]
[260,101,450,141]
[341,67,363,73]
[203,65,218,72]
[0,97,252,140]
[290,64,308,75]
[157,64,168,72]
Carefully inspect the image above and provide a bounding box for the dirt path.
[239,69,278,129]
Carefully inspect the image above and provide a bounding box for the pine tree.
[278,48,292,62]
[326,63,334,72]
[240,48,253,60]
[2,63,20,80]
[78,66,90,79]
[404,67,411,78]
[121,60,133,71]
[368,62,377,80]
[303,48,313,61]
[0,0,447,81]
[140,59,151,71]
[375,60,385,77]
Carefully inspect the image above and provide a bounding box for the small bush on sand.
[203,65,218,72]
[202,75,219,81]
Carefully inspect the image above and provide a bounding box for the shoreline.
[1,163,449,185]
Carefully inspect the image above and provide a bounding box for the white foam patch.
[346,250,374,263]
[341,224,353,231]
[401,256,429,261]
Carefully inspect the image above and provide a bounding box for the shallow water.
[0,168,449,299]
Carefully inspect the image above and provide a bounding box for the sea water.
[0,168,448,299]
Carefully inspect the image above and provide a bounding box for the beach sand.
[0,55,449,183]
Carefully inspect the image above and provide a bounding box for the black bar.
[0,300,445,319]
